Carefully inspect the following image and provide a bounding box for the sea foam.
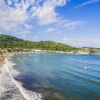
[0,57,42,100]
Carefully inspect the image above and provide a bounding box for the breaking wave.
[0,57,42,100]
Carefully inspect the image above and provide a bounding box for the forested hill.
[0,34,23,42]
[0,34,77,51]
[0,34,100,54]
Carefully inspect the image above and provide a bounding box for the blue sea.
[1,52,100,100]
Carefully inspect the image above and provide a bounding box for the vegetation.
[0,34,100,54]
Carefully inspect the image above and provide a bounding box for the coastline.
[0,53,5,74]
[0,50,100,100]
[0,48,99,74]
[1,49,90,55]
[0,53,42,100]
[0,50,89,77]
[1,48,100,55]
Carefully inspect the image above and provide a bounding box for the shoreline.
[0,49,99,74]
[0,54,5,74]
[0,50,100,100]
[1,49,91,55]
[0,53,42,100]
[1,48,100,55]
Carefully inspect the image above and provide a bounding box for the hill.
[0,34,100,54]
[0,34,78,53]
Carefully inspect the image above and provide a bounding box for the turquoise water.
[11,52,100,100]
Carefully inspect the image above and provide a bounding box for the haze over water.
[11,52,100,100]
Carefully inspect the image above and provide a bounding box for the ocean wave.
[0,57,42,100]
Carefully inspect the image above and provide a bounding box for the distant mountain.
[0,34,100,54]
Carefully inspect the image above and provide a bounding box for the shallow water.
[0,58,42,100]
[11,52,100,100]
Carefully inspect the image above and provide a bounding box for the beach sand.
[0,54,5,74]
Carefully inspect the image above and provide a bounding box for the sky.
[0,0,100,48]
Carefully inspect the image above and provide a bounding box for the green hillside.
[0,34,78,52]
[0,34,100,54]
[0,34,23,42]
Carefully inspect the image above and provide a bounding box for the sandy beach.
[0,54,5,74]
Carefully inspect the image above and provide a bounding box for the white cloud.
[0,0,85,38]
[58,19,85,30]
[0,0,68,26]
[24,24,34,30]
[0,0,31,35]
[73,0,100,9]
[41,19,85,35]
[44,27,57,33]
[62,37,100,48]
[0,0,69,35]
[20,31,31,39]
[33,0,67,25]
